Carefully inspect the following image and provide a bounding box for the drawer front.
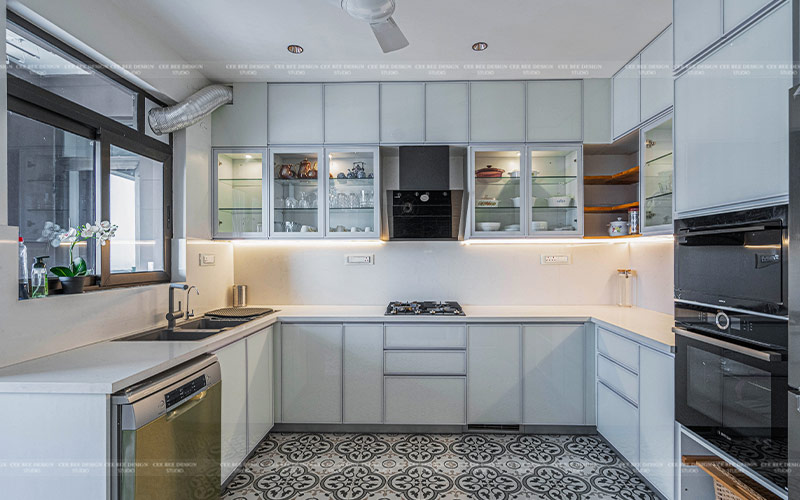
[597,328,639,373]
[597,354,639,405]
[384,377,466,424]
[384,325,466,349]
[597,381,640,465]
[384,351,467,375]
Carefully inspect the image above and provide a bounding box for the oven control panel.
[676,304,786,350]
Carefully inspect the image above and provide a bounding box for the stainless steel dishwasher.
[111,354,222,500]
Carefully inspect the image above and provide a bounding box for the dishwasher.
[111,354,222,500]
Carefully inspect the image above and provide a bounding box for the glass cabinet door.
[641,116,673,233]
[471,148,525,237]
[213,149,267,238]
[325,149,379,238]
[529,146,582,235]
[270,149,323,237]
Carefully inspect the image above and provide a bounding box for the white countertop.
[0,305,674,395]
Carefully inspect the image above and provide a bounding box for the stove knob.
[420,193,430,202]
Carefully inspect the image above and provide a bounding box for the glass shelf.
[645,191,673,202]
[532,206,578,210]
[275,178,319,185]
[531,175,579,185]
[475,177,521,182]
[330,178,374,184]
[646,151,673,165]
[219,207,262,212]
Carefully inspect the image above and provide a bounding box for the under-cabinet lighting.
[245,154,253,159]
[461,235,674,246]
[232,239,385,248]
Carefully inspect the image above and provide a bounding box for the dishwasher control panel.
[165,375,207,409]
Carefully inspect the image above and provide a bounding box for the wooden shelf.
[584,201,639,213]
[583,234,642,240]
[584,165,640,185]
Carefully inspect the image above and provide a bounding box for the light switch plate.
[199,253,216,266]
[541,254,571,265]
[345,254,374,265]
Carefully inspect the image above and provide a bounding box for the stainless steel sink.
[116,316,254,342]
[177,317,252,330]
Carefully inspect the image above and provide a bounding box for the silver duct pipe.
[148,84,233,135]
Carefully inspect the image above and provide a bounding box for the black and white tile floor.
[222,433,658,500]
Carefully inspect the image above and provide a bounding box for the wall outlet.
[541,254,571,265]
[345,254,374,265]
[199,253,216,266]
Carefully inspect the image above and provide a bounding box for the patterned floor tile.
[223,432,659,500]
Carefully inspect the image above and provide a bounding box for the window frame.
[7,10,174,289]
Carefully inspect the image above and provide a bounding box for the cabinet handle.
[672,327,783,362]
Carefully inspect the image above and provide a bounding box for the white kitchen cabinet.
[467,325,521,424]
[612,55,641,139]
[381,83,425,143]
[211,83,268,147]
[384,376,466,424]
[246,326,274,453]
[522,324,588,425]
[640,26,674,123]
[384,324,466,349]
[470,81,526,142]
[268,84,324,144]
[281,324,343,423]
[426,82,469,143]
[324,83,380,144]
[675,3,792,215]
[582,78,612,144]
[724,0,773,33]
[639,347,676,500]
[526,80,582,142]
[215,340,248,483]
[674,0,722,67]
[343,324,383,424]
[597,381,640,465]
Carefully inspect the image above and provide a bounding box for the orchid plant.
[50,221,118,278]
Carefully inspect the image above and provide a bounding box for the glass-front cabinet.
[640,115,673,233]
[325,148,380,238]
[470,147,525,237]
[469,145,583,238]
[270,148,324,238]
[529,146,582,236]
[213,148,267,238]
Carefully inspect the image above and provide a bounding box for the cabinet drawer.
[597,328,639,373]
[597,381,640,465]
[384,325,466,349]
[384,351,466,375]
[384,377,466,424]
[597,354,638,405]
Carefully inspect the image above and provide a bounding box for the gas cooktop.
[385,301,465,316]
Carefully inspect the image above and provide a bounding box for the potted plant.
[50,221,117,294]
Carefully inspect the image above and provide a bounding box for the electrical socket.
[199,253,216,266]
[540,254,571,265]
[345,254,374,265]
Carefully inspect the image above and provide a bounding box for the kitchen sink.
[177,317,252,330]
[116,316,254,342]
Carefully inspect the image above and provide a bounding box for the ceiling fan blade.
[370,16,409,53]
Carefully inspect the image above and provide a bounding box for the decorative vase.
[59,276,85,294]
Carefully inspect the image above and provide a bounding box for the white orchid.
[50,220,119,278]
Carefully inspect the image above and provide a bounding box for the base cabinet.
[343,324,383,423]
[281,324,343,423]
[215,340,248,483]
[597,381,640,465]
[384,376,466,425]
[246,327,274,452]
[523,324,589,425]
[467,325,521,424]
[639,347,676,500]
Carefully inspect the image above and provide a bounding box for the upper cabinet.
[724,0,774,33]
[674,0,722,67]
[211,83,268,147]
[640,115,673,233]
[674,2,792,215]
[526,80,583,142]
[583,79,612,144]
[640,27,674,123]
[426,82,469,143]
[324,83,380,144]
[212,148,267,239]
[380,83,425,143]
[470,82,526,143]
[612,55,641,139]
[268,84,324,144]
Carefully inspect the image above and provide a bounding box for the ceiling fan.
[327,0,409,53]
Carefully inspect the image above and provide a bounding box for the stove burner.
[385,301,465,316]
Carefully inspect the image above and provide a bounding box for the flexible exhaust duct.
[148,84,233,135]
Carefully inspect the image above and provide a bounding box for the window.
[7,12,173,292]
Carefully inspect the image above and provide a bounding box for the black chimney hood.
[398,146,450,190]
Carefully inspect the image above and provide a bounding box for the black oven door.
[675,327,788,488]
[674,208,787,316]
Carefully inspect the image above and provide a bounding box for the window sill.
[19,276,169,301]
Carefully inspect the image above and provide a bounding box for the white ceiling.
[112,0,672,83]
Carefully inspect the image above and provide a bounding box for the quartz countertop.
[0,305,674,395]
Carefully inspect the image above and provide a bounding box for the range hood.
[380,146,469,241]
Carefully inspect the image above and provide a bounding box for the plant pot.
[59,276,86,294]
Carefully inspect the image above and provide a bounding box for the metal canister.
[628,207,639,234]
[233,285,247,308]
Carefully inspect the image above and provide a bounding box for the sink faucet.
[186,286,200,319]
[167,283,189,329]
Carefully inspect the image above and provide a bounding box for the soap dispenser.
[30,256,49,298]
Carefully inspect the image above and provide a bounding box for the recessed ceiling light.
[472,42,488,52]
[287,44,304,54]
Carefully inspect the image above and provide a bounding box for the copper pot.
[278,164,295,179]
[298,158,318,179]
